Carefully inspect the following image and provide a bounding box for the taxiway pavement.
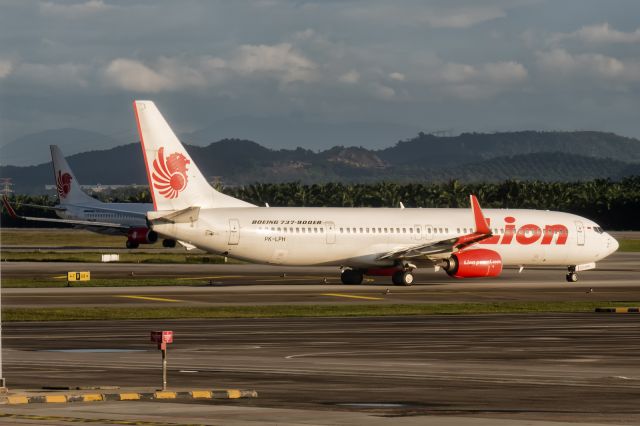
[2,314,640,425]
[2,252,640,307]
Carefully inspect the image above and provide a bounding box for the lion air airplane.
[133,100,619,285]
[2,145,175,249]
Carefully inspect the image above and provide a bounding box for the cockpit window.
[593,226,604,234]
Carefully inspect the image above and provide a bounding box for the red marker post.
[150,331,173,390]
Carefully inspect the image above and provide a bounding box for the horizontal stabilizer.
[147,206,200,224]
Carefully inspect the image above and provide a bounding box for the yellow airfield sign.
[67,271,90,282]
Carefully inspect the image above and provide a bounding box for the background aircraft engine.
[444,249,503,278]
[126,227,158,248]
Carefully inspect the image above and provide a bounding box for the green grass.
[618,239,640,252]
[1,228,127,247]
[4,301,639,322]
[0,251,234,264]
[2,277,218,288]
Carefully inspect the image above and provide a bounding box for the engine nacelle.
[444,249,503,279]
[127,227,158,245]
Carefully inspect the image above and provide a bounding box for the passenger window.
[402,228,406,233]
[372,228,376,233]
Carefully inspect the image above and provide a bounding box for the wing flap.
[377,194,493,261]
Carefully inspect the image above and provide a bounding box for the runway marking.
[177,276,245,281]
[116,295,183,303]
[51,275,67,279]
[322,293,383,301]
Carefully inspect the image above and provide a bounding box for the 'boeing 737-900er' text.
[132,100,619,285]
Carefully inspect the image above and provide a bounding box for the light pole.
[0,259,6,390]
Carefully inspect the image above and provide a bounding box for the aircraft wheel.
[126,240,139,249]
[341,269,364,285]
[392,271,414,286]
[162,239,176,248]
[566,272,578,282]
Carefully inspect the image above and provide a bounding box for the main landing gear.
[340,267,415,286]
[341,269,364,285]
[392,270,414,286]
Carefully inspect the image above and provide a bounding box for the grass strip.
[618,239,640,252]
[2,277,218,288]
[0,251,232,264]
[5,301,639,322]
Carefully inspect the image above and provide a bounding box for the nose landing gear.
[566,271,578,282]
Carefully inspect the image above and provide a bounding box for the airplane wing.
[377,195,493,261]
[66,203,148,217]
[2,196,128,230]
[10,202,67,212]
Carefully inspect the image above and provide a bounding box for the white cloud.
[535,49,634,80]
[437,60,527,99]
[442,61,527,84]
[104,58,206,93]
[373,84,395,100]
[339,70,360,84]
[40,0,112,18]
[17,62,89,88]
[228,43,317,83]
[389,72,405,81]
[342,4,505,29]
[0,59,13,79]
[552,22,640,44]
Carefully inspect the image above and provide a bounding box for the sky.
[1,0,640,150]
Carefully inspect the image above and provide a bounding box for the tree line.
[2,177,639,230]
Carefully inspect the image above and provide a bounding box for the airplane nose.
[608,235,619,254]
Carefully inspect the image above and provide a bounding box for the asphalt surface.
[2,314,640,425]
[2,252,640,307]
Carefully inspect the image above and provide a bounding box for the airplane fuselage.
[150,207,618,268]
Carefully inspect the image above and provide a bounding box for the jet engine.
[126,227,158,248]
[443,249,503,278]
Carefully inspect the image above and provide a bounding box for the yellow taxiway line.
[116,295,183,303]
[177,276,245,281]
[321,293,384,301]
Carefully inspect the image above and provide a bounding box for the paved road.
[3,314,640,425]
[3,252,640,307]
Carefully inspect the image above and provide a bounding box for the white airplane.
[133,100,619,285]
[2,145,176,249]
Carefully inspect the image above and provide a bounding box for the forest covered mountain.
[2,131,639,193]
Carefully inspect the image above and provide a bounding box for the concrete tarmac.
[3,252,640,307]
[2,314,640,425]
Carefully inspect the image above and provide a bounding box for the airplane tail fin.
[133,101,253,211]
[50,145,97,205]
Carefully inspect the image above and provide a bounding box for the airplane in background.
[2,145,176,249]
[133,100,619,285]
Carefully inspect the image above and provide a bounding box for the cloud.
[552,22,640,44]
[535,49,636,80]
[339,70,360,84]
[436,60,527,99]
[0,59,13,79]
[104,58,206,93]
[342,3,505,29]
[442,61,527,84]
[389,72,405,81]
[228,43,317,83]
[16,62,89,88]
[40,0,112,18]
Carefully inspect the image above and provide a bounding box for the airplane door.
[325,221,336,244]
[228,219,240,245]
[424,225,434,240]
[575,221,585,246]
[413,224,422,241]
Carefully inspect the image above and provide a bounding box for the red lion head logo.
[152,147,190,199]
[56,171,72,199]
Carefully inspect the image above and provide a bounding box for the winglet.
[2,195,18,219]
[470,194,491,235]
